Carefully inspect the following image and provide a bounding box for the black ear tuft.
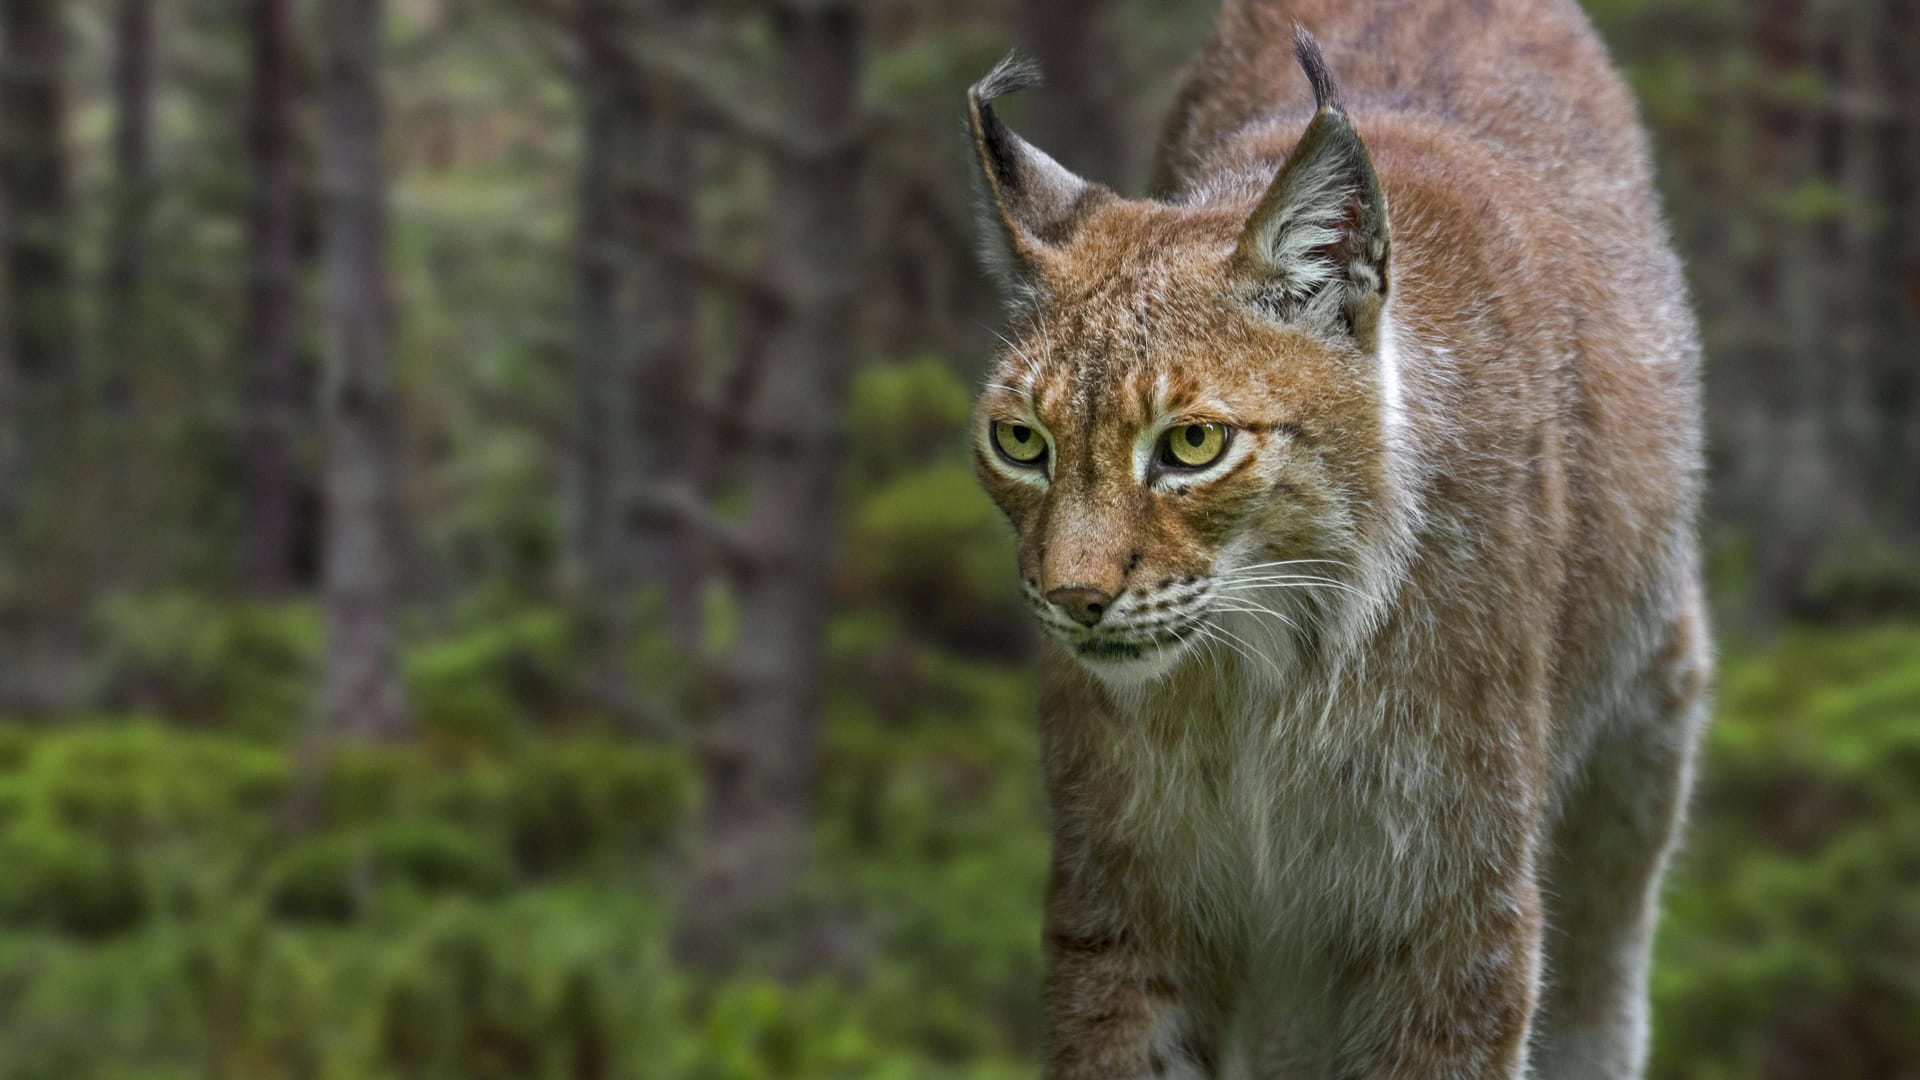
[1233,32,1389,345]
[970,50,1045,113]
[1291,26,1343,115]
[965,50,1108,308]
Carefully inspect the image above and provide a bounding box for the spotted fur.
[966,3,1707,1078]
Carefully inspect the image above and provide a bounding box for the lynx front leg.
[1532,604,1709,1079]
[1334,861,1545,1080]
[1042,871,1215,1080]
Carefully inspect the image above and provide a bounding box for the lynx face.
[968,61,1394,688]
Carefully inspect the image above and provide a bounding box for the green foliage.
[848,463,1019,637]
[844,353,979,488]
[13,606,1920,1078]
[262,821,513,923]
[19,6,1919,1076]
[501,739,698,874]
[0,819,147,937]
[1801,541,1920,622]
[841,357,1026,653]
[406,605,581,751]
[1651,626,1920,1078]
[92,592,321,735]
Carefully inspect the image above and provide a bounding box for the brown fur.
[966,2,1707,1077]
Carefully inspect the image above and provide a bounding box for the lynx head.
[967,31,1398,689]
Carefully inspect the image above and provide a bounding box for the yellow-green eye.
[1161,423,1229,468]
[992,420,1047,465]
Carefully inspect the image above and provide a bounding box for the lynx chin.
[965,2,1708,1077]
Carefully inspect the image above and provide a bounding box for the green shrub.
[845,464,1023,649]
[503,739,697,874]
[0,819,147,937]
[1651,625,1920,1077]
[0,723,34,771]
[310,738,696,877]
[372,902,660,1080]
[375,913,547,1079]
[262,821,511,922]
[93,592,320,733]
[408,606,581,751]
[844,354,976,490]
[24,724,287,842]
[313,741,438,824]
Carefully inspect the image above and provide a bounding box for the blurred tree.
[566,0,704,723]
[97,0,158,590]
[318,0,410,738]
[1740,0,1920,617]
[1604,0,1920,621]
[679,0,866,961]
[1018,0,1125,187]
[104,0,155,420]
[567,0,631,711]
[239,0,306,596]
[617,0,704,656]
[0,0,71,442]
[0,0,74,710]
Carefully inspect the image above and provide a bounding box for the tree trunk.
[568,0,619,590]
[568,0,703,723]
[0,0,72,554]
[1886,0,1920,536]
[567,0,640,716]
[96,0,157,586]
[1747,0,1839,617]
[104,0,154,394]
[620,2,703,655]
[0,0,74,711]
[1854,0,1920,543]
[1018,0,1125,187]
[240,0,304,596]
[318,0,409,739]
[678,0,864,962]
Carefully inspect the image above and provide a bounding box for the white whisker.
[1196,616,1287,681]
[1222,558,1355,575]
[1215,576,1369,599]
[982,324,1042,377]
[1209,601,1306,637]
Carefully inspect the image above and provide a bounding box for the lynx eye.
[1160,423,1230,469]
[992,420,1047,466]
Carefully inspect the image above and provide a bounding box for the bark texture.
[318,0,410,739]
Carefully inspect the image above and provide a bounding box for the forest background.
[0,0,1915,1076]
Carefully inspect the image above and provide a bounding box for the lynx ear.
[967,53,1111,304]
[1234,29,1390,346]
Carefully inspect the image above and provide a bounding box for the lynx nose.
[1047,586,1113,628]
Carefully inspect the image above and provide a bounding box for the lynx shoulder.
[965,2,1707,1077]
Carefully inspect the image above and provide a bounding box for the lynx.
[964,2,1708,1077]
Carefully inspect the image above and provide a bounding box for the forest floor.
[0,619,1913,1079]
